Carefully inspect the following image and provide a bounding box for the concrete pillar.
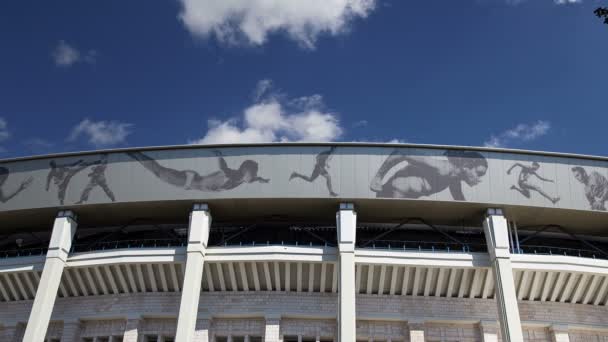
[0,325,18,342]
[175,204,211,342]
[482,209,524,342]
[61,320,81,342]
[550,325,570,342]
[336,203,357,342]
[264,316,281,342]
[123,318,141,342]
[193,318,211,342]
[408,321,425,342]
[480,321,499,342]
[23,210,77,342]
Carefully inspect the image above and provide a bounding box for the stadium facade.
[0,143,607,342]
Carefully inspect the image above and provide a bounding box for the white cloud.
[52,41,97,67]
[484,120,550,148]
[508,0,581,4]
[177,0,377,49]
[0,118,9,142]
[191,80,343,144]
[69,119,133,147]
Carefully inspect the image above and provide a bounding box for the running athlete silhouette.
[46,159,97,205]
[76,154,115,204]
[507,162,560,204]
[370,149,487,201]
[0,167,33,203]
[127,150,269,192]
[289,146,338,196]
[572,166,608,211]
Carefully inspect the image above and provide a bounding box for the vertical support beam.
[23,210,78,342]
[336,203,357,342]
[193,318,211,342]
[61,320,81,342]
[264,315,281,342]
[176,204,211,342]
[483,209,524,342]
[408,321,425,342]
[550,325,570,342]
[480,321,499,342]
[122,318,141,342]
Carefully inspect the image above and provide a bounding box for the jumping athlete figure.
[370,149,488,201]
[572,166,608,211]
[127,150,270,192]
[289,146,338,197]
[0,167,33,203]
[507,162,560,204]
[76,154,115,204]
[46,159,97,205]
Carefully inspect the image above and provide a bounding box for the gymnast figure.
[507,162,560,204]
[76,154,115,204]
[289,146,338,196]
[572,166,608,211]
[127,150,269,192]
[46,159,96,205]
[370,149,488,201]
[0,167,33,203]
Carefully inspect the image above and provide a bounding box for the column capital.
[550,324,569,333]
[192,203,209,212]
[485,208,504,217]
[339,203,355,211]
[57,210,77,221]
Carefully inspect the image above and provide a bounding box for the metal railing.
[357,240,487,253]
[515,245,607,260]
[1,247,48,259]
[70,238,185,253]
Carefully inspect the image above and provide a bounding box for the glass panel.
[284,336,299,342]
[215,337,228,342]
[232,337,245,342]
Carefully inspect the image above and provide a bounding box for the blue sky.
[0,0,606,158]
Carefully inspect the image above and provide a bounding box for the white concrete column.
[336,203,357,342]
[408,321,425,342]
[264,316,281,342]
[193,318,211,342]
[482,209,524,342]
[550,325,570,342]
[176,203,211,342]
[23,210,78,342]
[480,321,499,342]
[123,318,141,342]
[60,320,81,342]
[0,325,18,342]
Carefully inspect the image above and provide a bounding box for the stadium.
[0,142,607,342]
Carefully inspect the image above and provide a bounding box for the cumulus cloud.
[0,118,9,142]
[484,120,551,148]
[507,0,581,4]
[191,81,343,144]
[52,41,97,67]
[69,119,133,147]
[177,0,377,49]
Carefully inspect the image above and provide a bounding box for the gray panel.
[0,145,607,215]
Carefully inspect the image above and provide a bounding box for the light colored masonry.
[1,207,608,342]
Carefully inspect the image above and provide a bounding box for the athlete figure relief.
[289,146,338,197]
[572,166,608,211]
[0,167,33,203]
[507,162,560,204]
[76,154,115,204]
[46,159,98,205]
[370,149,488,201]
[127,150,269,192]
